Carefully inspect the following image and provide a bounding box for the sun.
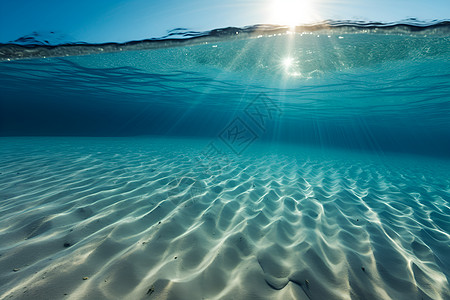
[270,0,316,26]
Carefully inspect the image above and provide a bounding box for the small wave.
[1,19,449,61]
[8,30,81,46]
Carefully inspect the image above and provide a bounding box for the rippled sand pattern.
[0,138,449,300]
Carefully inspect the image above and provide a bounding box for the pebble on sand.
[146,286,155,295]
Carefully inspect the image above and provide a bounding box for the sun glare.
[280,56,301,77]
[282,57,294,68]
[270,0,316,26]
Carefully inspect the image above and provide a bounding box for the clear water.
[0,23,449,299]
[1,25,450,157]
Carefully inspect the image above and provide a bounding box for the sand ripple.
[0,137,449,300]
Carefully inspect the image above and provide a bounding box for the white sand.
[0,137,449,300]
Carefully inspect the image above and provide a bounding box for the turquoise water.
[0,23,449,299]
[1,25,449,157]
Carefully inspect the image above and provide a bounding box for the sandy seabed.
[0,137,449,300]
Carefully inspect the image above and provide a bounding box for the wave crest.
[1,19,449,61]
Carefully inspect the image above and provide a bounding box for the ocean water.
[0,22,449,300]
